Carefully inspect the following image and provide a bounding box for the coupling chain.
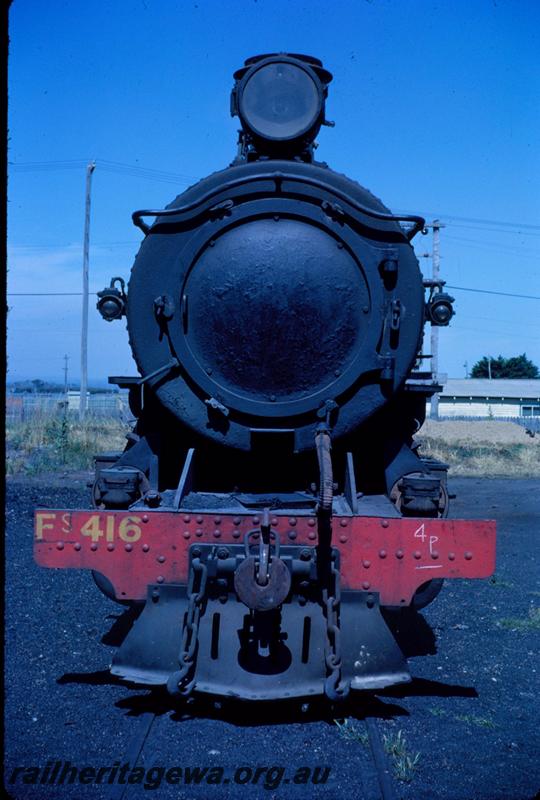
[167,555,208,697]
[323,553,350,701]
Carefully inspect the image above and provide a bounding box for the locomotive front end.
[34,54,496,702]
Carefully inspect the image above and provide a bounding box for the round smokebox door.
[180,217,370,413]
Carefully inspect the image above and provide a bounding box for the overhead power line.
[8,285,540,300]
[9,158,199,185]
[8,292,85,296]
[446,285,540,300]
[425,214,540,231]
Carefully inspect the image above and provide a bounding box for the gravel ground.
[4,477,540,800]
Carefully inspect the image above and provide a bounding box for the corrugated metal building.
[431,379,540,418]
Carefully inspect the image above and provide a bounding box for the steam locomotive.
[35,54,496,701]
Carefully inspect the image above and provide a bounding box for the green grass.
[382,730,421,783]
[498,606,540,631]
[417,437,540,477]
[455,714,496,729]
[335,721,420,783]
[334,718,369,746]
[428,707,447,717]
[489,574,513,589]
[6,414,129,475]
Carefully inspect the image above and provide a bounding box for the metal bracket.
[173,448,195,509]
[344,452,359,514]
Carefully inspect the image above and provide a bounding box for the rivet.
[334,369,341,376]
[273,214,280,221]
[217,547,229,560]
[413,551,422,560]
[379,549,387,559]
[125,544,133,552]
[183,514,191,523]
[271,517,278,526]
[183,531,191,539]
[308,518,316,527]
[339,535,348,543]
[448,552,456,560]
[196,529,203,537]
[142,544,150,552]
[340,519,348,528]
[209,239,215,246]
[157,555,166,563]
[308,531,317,540]
[142,515,149,523]
[214,516,221,525]
[337,242,344,249]
[270,395,276,402]
[362,581,370,590]
[232,529,241,539]
[233,517,241,526]
[288,530,297,540]
[289,517,297,526]
[192,547,201,557]
[56,541,64,550]
[396,549,404,559]
[362,306,369,314]
[381,520,389,528]
[196,515,203,524]
[363,559,371,568]
[74,542,81,551]
[253,516,260,525]
[107,543,114,551]
[91,543,98,551]
[157,575,164,583]
[213,530,221,538]
[431,551,439,560]
[464,551,473,560]
[206,367,213,375]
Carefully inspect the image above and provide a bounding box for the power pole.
[80,160,96,420]
[63,354,69,395]
[430,219,444,419]
[463,360,468,378]
[487,356,492,380]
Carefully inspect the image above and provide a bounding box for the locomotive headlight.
[239,62,322,142]
[427,291,455,326]
[96,277,127,322]
[232,54,332,153]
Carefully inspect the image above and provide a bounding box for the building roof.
[441,379,540,399]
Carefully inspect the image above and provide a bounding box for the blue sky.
[8,0,540,385]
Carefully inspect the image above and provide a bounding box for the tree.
[470,353,539,379]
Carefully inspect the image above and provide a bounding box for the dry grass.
[6,413,129,475]
[415,420,540,477]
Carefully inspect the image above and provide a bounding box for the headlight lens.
[240,62,321,141]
